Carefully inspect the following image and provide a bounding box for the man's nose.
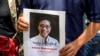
[42,26,47,30]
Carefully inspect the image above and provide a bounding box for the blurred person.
[17,0,100,56]
[0,0,19,56]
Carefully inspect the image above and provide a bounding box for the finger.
[72,50,77,56]
[65,46,74,55]
[17,17,29,29]
[67,50,75,56]
[60,45,71,56]
[60,45,70,53]
[60,47,73,56]
[18,17,28,25]
[60,50,75,56]
[17,21,28,29]
[17,15,28,32]
[17,23,28,31]
[17,23,28,32]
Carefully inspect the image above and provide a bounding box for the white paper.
[23,8,66,56]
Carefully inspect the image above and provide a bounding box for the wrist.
[73,39,84,48]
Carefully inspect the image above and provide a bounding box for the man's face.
[38,20,51,38]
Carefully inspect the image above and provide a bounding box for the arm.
[60,0,100,56]
[75,22,100,47]
[60,22,100,56]
[77,0,100,47]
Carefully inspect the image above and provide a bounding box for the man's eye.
[39,25,51,28]
[45,26,51,28]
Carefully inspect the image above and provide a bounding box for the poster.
[23,9,65,56]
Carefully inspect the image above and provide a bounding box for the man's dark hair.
[36,16,54,28]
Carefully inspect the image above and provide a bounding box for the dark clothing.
[0,0,15,56]
[0,0,16,37]
[19,0,100,56]
[85,33,100,56]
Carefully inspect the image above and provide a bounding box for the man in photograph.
[30,16,59,47]
[28,16,59,56]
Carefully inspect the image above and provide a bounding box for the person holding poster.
[17,0,100,56]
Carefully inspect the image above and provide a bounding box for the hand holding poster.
[23,9,65,56]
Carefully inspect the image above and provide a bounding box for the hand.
[59,41,81,56]
[17,16,29,32]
